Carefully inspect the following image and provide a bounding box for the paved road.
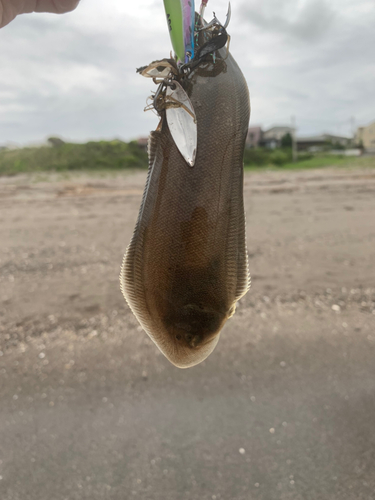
[1,168,375,499]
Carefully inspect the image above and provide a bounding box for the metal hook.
[199,0,208,27]
[223,34,231,60]
[223,2,231,29]
[198,2,231,31]
[197,15,219,31]
[153,82,165,112]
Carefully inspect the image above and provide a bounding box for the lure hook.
[199,0,209,27]
[153,81,165,113]
[198,2,231,31]
[197,14,219,31]
[223,2,231,29]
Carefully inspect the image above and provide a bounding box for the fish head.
[162,329,221,369]
[157,303,227,368]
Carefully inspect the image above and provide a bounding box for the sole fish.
[120,45,250,368]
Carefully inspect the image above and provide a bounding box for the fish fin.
[147,129,160,168]
[235,208,251,300]
[120,129,160,301]
[227,192,251,304]
[120,125,167,328]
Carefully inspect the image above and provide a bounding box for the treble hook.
[199,0,208,27]
[153,81,165,113]
[198,2,231,31]
[223,2,231,29]
[197,14,219,31]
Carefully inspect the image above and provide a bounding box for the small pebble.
[239,448,246,455]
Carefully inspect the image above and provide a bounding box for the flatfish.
[120,27,250,368]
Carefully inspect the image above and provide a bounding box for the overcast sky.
[0,0,374,145]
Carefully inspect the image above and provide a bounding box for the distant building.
[136,137,149,151]
[297,134,352,151]
[323,134,352,147]
[245,126,355,151]
[246,126,263,148]
[262,126,295,149]
[355,121,375,152]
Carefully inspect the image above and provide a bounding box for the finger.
[1,0,80,29]
[34,0,81,14]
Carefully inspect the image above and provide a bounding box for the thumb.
[34,0,81,14]
[1,0,80,29]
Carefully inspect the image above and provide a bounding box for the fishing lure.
[141,2,231,165]
[163,0,185,63]
[181,0,195,61]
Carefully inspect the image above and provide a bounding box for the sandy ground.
[0,166,375,500]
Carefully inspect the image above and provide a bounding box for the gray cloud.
[0,4,167,144]
[240,0,336,41]
[235,0,375,135]
[0,0,374,144]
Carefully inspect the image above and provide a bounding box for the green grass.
[1,141,374,176]
[0,140,148,176]
[278,154,371,170]
[244,154,375,171]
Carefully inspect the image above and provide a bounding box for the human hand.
[0,0,80,28]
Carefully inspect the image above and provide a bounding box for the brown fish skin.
[120,47,250,368]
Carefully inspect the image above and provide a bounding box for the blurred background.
[0,1,375,499]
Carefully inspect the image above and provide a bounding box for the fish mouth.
[174,328,204,348]
[164,332,221,369]
[185,332,203,348]
[154,303,227,367]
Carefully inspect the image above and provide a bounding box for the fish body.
[120,47,250,368]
